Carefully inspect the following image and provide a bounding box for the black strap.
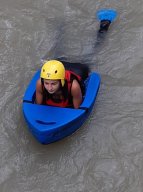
[23,100,33,104]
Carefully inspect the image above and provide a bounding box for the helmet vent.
[55,70,57,74]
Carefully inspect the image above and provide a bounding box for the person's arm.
[36,79,43,104]
[71,79,82,109]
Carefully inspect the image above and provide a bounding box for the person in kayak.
[36,60,83,109]
[35,10,117,108]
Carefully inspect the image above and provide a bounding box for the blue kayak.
[22,63,100,144]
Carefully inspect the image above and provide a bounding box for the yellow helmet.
[40,60,65,86]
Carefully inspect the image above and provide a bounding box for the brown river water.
[1,0,143,191]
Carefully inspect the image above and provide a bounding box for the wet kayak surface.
[1,0,143,191]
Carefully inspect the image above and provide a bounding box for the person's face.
[44,79,61,94]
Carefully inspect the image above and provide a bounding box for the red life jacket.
[43,70,81,108]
